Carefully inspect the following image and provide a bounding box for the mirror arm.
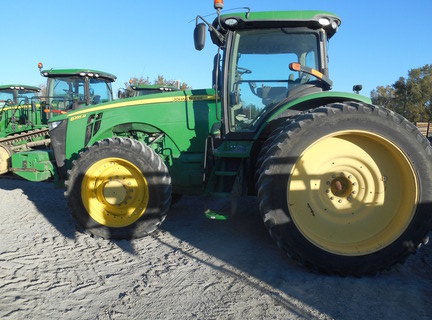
[195,15,225,44]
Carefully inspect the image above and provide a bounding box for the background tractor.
[0,64,116,175]
[0,84,41,138]
[9,1,432,275]
[118,83,179,98]
[0,84,43,174]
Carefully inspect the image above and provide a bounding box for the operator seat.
[257,86,288,106]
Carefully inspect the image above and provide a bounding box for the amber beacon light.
[214,0,223,10]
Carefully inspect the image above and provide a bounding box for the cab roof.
[0,84,40,92]
[40,68,117,82]
[215,10,341,39]
[132,84,178,91]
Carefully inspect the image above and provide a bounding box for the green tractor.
[0,84,44,174]
[38,63,117,112]
[10,1,432,275]
[0,84,39,107]
[0,63,116,174]
[0,84,42,137]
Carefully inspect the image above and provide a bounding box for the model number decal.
[70,114,86,122]
[173,95,214,102]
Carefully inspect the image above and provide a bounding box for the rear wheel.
[256,102,432,275]
[65,138,171,239]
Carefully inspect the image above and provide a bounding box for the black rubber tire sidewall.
[65,138,171,239]
[257,102,432,275]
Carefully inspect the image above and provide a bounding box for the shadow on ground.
[2,178,432,319]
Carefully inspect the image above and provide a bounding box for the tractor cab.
[195,8,340,136]
[38,63,116,115]
[118,83,179,99]
[0,85,41,135]
[0,85,40,107]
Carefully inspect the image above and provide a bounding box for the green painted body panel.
[255,91,372,138]
[11,150,55,181]
[56,88,220,193]
[0,103,47,137]
[218,10,341,39]
[0,85,45,138]
[41,68,116,82]
[221,10,339,22]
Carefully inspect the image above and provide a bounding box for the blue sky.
[2,0,431,98]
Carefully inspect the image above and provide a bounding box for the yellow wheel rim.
[81,157,149,228]
[0,145,11,174]
[288,130,418,256]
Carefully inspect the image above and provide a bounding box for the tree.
[123,75,189,92]
[125,76,151,88]
[38,83,47,101]
[154,75,189,90]
[371,64,432,123]
[371,85,395,110]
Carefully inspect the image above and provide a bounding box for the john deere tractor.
[0,84,41,138]
[38,63,117,113]
[0,63,116,174]
[0,84,39,108]
[10,1,432,275]
[0,84,44,174]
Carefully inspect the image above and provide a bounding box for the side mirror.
[194,23,207,51]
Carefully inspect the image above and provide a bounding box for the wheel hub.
[329,175,352,197]
[325,172,358,206]
[103,180,127,205]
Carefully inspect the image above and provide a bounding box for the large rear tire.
[65,138,171,239]
[256,102,432,275]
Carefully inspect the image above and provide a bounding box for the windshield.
[47,77,113,111]
[16,89,38,103]
[0,90,15,105]
[48,76,86,110]
[227,28,320,132]
[0,89,37,105]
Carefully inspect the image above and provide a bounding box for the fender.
[254,91,372,139]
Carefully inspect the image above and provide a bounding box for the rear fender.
[254,91,372,140]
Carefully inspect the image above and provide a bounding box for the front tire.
[257,102,432,275]
[0,143,11,174]
[65,138,171,239]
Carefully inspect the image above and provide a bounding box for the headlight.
[318,18,330,26]
[49,120,64,131]
[224,18,238,26]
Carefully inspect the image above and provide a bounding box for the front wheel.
[257,102,432,275]
[0,143,11,174]
[65,138,171,239]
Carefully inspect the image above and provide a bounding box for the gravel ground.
[1,178,431,319]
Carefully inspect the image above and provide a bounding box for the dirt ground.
[1,178,431,319]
